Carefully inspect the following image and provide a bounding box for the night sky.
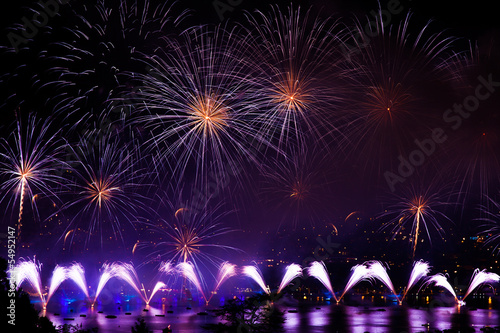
[1,0,499,276]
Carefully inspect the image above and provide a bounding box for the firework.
[422,273,458,302]
[379,187,451,259]
[242,5,344,150]
[141,192,238,270]
[401,260,431,302]
[127,25,269,187]
[306,261,338,302]
[339,264,373,301]
[93,262,147,304]
[0,114,66,241]
[277,263,303,294]
[340,11,457,174]
[57,132,148,248]
[40,0,187,118]
[46,266,67,305]
[9,257,46,305]
[242,265,270,294]
[366,261,399,302]
[478,196,500,254]
[176,261,206,303]
[211,262,237,296]
[93,263,123,304]
[259,146,336,229]
[462,269,500,301]
[46,263,89,305]
[147,281,166,304]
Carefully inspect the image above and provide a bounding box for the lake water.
[39,299,500,333]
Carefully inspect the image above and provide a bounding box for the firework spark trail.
[401,260,431,301]
[339,264,373,301]
[176,262,206,303]
[340,12,457,174]
[478,197,500,254]
[307,261,338,302]
[9,258,46,304]
[277,263,303,293]
[242,265,270,294]
[366,261,399,302]
[43,0,187,118]
[463,269,500,301]
[423,274,458,302]
[159,262,173,275]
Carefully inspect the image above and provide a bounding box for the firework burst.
[57,132,148,249]
[379,186,452,259]
[127,25,269,188]
[44,0,187,116]
[0,114,67,241]
[340,11,457,174]
[259,146,335,229]
[477,196,500,254]
[242,5,344,150]
[138,191,239,270]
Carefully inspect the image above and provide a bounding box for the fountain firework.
[339,263,373,301]
[209,262,237,301]
[307,261,338,302]
[176,262,207,303]
[9,257,46,305]
[242,265,270,294]
[366,261,400,303]
[147,282,167,304]
[46,263,90,306]
[277,264,303,294]
[93,262,147,305]
[401,260,431,303]
[462,269,500,301]
[423,273,458,303]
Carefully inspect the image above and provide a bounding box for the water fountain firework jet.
[401,260,430,303]
[339,264,373,301]
[207,262,237,303]
[94,264,120,305]
[46,263,90,306]
[93,262,142,305]
[366,261,400,303]
[47,266,67,305]
[306,261,338,302]
[242,265,270,294]
[176,262,207,303]
[10,258,46,306]
[66,263,90,299]
[462,269,500,302]
[423,274,458,303]
[147,282,166,304]
[278,264,303,294]
[114,263,148,303]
